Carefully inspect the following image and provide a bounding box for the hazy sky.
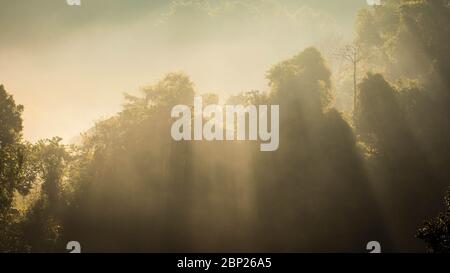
[0,0,366,142]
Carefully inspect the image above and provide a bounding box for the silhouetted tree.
[253,48,389,251]
[416,187,450,253]
[21,137,69,252]
[0,85,38,252]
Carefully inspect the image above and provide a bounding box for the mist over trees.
[0,0,449,252]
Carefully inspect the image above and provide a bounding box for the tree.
[356,0,450,86]
[355,2,450,250]
[0,85,38,252]
[267,47,333,117]
[22,137,69,252]
[355,73,405,152]
[335,43,364,118]
[416,187,450,253]
[35,137,69,210]
[252,48,390,251]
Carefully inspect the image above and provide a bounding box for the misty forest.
[1,0,449,252]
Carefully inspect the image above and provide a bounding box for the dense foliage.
[0,0,448,252]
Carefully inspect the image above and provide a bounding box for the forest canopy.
[0,0,449,252]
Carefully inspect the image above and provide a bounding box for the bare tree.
[335,43,363,119]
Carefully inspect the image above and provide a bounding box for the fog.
[1,0,448,253]
[0,0,363,142]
